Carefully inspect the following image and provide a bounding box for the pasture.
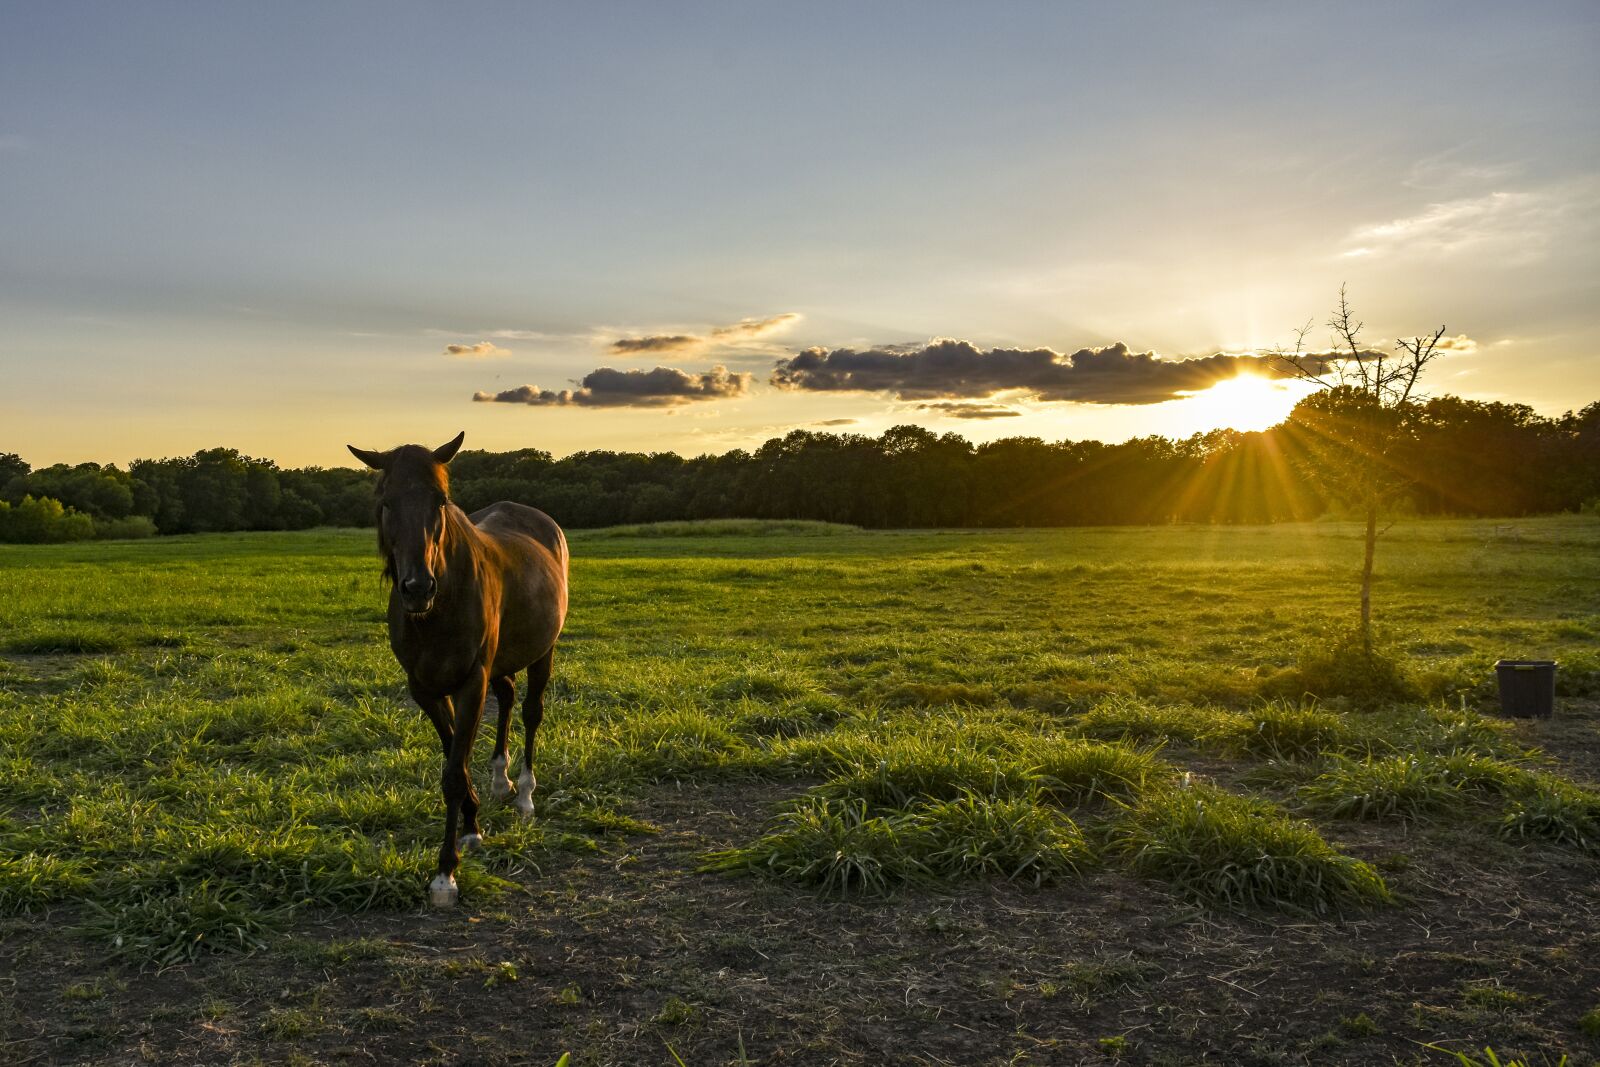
[2,517,1598,1066]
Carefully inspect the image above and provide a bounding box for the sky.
[2,2,1597,468]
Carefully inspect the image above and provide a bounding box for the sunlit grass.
[1110,784,1393,913]
[0,517,1596,961]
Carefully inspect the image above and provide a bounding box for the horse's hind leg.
[515,649,553,818]
[488,675,517,801]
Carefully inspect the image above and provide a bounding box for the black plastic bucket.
[1494,660,1557,718]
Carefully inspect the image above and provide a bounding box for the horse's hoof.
[459,833,483,853]
[490,758,513,799]
[429,873,459,908]
[515,769,537,818]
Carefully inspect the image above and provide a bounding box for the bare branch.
[1270,320,1338,390]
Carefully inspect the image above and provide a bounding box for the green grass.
[702,792,1091,891]
[1300,755,1469,822]
[0,517,1597,961]
[585,519,861,538]
[1110,784,1393,913]
[1499,775,1600,851]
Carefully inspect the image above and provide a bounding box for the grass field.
[2,517,1599,1065]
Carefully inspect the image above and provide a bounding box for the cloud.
[1338,189,1566,263]
[1433,333,1479,353]
[609,334,702,355]
[770,339,1357,406]
[709,313,802,341]
[915,402,1023,419]
[813,418,858,426]
[609,312,801,356]
[444,341,510,359]
[485,329,565,341]
[1402,154,1522,193]
[473,365,751,408]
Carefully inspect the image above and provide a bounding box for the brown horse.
[347,432,568,906]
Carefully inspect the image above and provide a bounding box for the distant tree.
[129,458,187,533]
[12,462,136,519]
[1553,401,1600,512]
[1276,287,1447,654]
[0,452,30,488]
[0,495,96,543]
[181,449,251,532]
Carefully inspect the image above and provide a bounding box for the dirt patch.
[3,779,1598,1066]
[0,652,89,689]
[1512,699,1600,787]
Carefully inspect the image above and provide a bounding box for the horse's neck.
[437,505,482,592]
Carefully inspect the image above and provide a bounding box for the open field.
[2,517,1599,1066]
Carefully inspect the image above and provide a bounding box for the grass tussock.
[1300,755,1467,822]
[1018,737,1167,803]
[1223,701,1361,761]
[818,748,1029,809]
[0,852,95,914]
[1263,623,1424,707]
[1499,776,1600,851]
[1110,785,1392,914]
[703,793,1090,893]
[1070,700,1235,747]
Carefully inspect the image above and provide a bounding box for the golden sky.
[2,4,1596,467]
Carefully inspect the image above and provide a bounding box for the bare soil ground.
[5,704,1597,1067]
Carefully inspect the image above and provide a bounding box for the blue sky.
[3,2,1596,466]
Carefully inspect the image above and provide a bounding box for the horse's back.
[469,501,568,670]
[469,501,567,565]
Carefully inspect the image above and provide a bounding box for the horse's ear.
[347,444,390,471]
[432,431,466,465]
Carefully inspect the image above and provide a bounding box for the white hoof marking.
[515,767,537,818]
[490,757,512,799]
[459,832,482,852]
[429,873,459,908]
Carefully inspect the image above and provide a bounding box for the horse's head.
[347,432,465,615]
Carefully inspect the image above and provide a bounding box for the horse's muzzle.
[401,575,436,615]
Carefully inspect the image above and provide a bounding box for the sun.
[1183,373,1310,433]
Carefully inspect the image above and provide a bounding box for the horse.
[347,432,568,907]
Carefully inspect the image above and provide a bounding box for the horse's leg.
[515,648,554,819]
[408,680,454,757]
[489,675,517,801]
[432,664,488,907]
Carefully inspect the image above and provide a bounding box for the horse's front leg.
[408,680,454,757]
[431,663,488,908]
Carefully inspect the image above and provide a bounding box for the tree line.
[2,394,1597,543]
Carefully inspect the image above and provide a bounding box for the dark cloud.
[609,334,701,355]
[813,418,858,426]
[915,401,1023,419]
[473,365,751,408]
[610,312,800,356]
[771,339,1374,405]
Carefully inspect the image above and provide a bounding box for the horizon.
[5,379,1598,474]
[3,3,1597,468]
